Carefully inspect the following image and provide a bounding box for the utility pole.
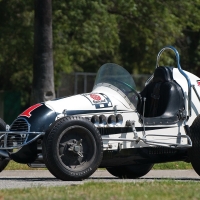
[31,0,55,105]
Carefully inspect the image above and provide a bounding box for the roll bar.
[146,46,192,117]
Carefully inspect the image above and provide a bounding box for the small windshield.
[93,63,139,108]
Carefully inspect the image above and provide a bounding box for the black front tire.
[188,115,200,176]
[106,163,153,179]
[0,118,10,172]
[43,116,103,181]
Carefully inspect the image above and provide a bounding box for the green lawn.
[153,161,192,170]
[0,181,200,200]
[0,161,196,200]
[5,161,44,170]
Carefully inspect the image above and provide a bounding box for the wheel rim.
[56,125,96,172]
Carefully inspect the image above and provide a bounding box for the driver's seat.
[138,66,185,125]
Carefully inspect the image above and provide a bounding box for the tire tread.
[43,116,103,181]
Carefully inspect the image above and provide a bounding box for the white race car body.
[44,67,200,150]
[0,46,200,181]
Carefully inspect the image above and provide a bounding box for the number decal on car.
[83,93,112,108]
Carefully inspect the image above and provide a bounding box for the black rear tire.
[188,115,200,176]
[43,116,103,181]
[106,163,153,179]
[0,118,10,172]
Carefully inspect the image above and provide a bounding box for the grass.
[0,161,195,200]
[0,181,200,200]
[5,161,46,170]
[153,161,192,170]
[4,160,193,170]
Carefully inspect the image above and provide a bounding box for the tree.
[0,0,34,108]
[1,0,200,108]
[31,0,55,105]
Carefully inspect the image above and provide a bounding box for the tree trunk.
[31,0,55,105]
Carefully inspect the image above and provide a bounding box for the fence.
[56,72,150,98]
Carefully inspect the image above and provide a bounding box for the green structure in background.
[0,91,21,125]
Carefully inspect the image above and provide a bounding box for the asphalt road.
[0,169,199,189]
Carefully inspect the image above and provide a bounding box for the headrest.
[153,66,173,82]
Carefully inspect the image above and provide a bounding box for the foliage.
[0,0,34,107]
[52,0,119,77]
[0,0,200,106]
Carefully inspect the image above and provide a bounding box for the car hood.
[45,88,134,116]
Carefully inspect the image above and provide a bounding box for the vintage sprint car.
[0,46,199,181]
